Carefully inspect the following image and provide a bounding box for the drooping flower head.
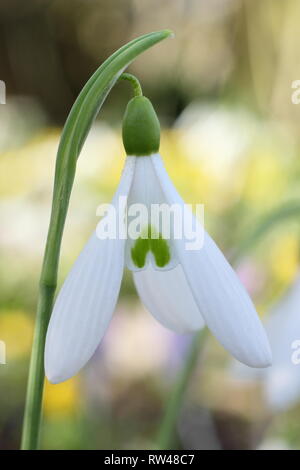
[45,86,272,383]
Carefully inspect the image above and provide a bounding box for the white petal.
[134,264,205,333]
[45,156,136,383]
[151,153,272,368]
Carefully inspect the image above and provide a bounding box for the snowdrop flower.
[263,276,300,411]
[231,273,300,412]
[45,94,271,383]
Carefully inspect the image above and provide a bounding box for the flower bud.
[122,96,160,156]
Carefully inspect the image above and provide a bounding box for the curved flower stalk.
[45,85,272,384]
[232,273,300,412]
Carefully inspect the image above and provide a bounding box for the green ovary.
[131,225,171,268]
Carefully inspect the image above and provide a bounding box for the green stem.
[21,285,55,449]
[119,73,143,97]
[20,30,172,450]
[156,329,207,450]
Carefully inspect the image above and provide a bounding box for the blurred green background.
[1,0,300,450]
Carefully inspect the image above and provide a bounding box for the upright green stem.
[156,329,207,449]
[21,285,55,449]
[20,30,172,450]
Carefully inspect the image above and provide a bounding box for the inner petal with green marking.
[131,225,171,269]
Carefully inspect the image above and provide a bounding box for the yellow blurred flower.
[44,377,80,417]
[161,130,244,213]
[0,130,59,197]
[161,130,212,203]
[243,152,285,207]
[269,233,298,284]
[0,310,33,359]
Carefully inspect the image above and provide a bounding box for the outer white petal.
[151,153,272,368]
[133,264,205,333]
[45,157,136,383]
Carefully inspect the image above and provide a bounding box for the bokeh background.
[1,0,300,450]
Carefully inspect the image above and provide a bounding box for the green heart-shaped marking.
[131,225,171,268]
